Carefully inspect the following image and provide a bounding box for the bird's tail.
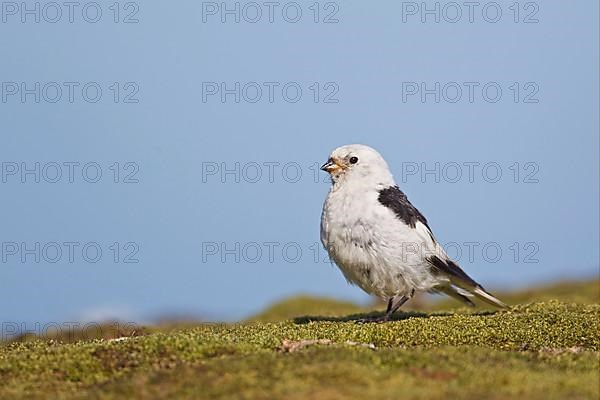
[471,285,508,308]
[438,284,507,308]
[428,256,508,308]
[436,286,476,307]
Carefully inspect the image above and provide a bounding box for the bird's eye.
[349,156,359,164]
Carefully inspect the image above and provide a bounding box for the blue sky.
[0,1,598,327]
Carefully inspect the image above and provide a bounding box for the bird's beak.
[320,157,344,173]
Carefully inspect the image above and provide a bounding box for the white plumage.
[320,144,506,320]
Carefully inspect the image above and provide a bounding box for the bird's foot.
[355,314,390,324]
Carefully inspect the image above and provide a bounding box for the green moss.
[1,301,599,399]
[74,347,599,400]
[248,295,367,323]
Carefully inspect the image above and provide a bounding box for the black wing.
[377,185,430,230]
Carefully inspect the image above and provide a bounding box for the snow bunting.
[320,144,507,321]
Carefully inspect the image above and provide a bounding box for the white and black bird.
[320,144,507,321]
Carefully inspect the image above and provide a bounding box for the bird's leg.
[384,289,415,320]
[385,298,393,314]
[356,291,415,323]
[384,295,409,319]
[355,298,394,323]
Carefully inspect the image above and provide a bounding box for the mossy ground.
[1,280,599,399]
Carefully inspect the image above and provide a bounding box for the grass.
[1,279,599,399]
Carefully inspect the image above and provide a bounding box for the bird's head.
[321,144,395,187]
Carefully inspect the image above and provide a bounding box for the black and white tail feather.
[428,255,507,308]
